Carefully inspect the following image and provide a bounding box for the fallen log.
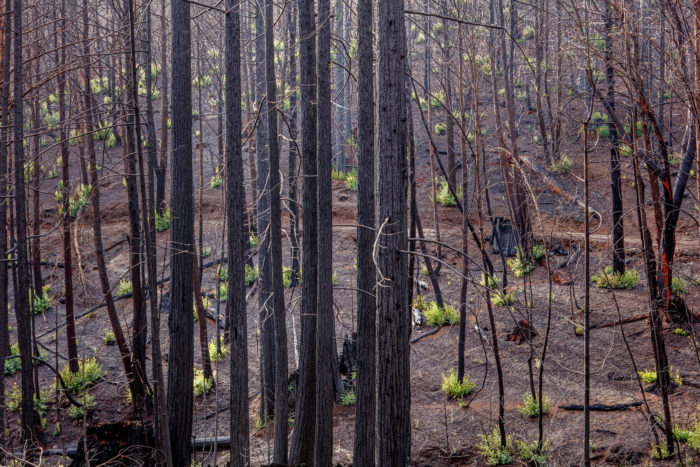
[558,402,642,411]
[410,325,441,344]
[590,314,647,329]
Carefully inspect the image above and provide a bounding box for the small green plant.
[669,151,682,167]
[592,266,639,289]
[441,368,475,400]
[522,25,535,40]
[31,285,52,314]
[155,207,171,232]
[672,275,688,296]
[412,294,429,312]
[106,132,117,148]
[68,392,96,419]
[638,365,682,387]
[208,336,227,362]
[117,278,133,296]
[549,155,573,174]
[33,386,52,417]
[674,424,692,443]
[480,273,499,289]
[519,393,551,418]
[345,169,358,191]
[94,122,112,141]
[245,264,258,286]
[59,356,103,393]
[103,329,116,345]
[193,368,214,396]
[434,122,446,135]
[479,426,514,465]
[6,383,21,411]
[214,265,228,282]
[217,283,227,302]
[4,343,20,375]
[47,166,58,179]
[200,246,212,258]
[432,177,462,207]
[491,291,515,307]
[424,301,458,326]
[210,167,223,188]
[675,328,689,337]
[620,144,632,157]
[249,232,258,247]
[340,389,356,406]
[507,254,534,279]
[516,439,550,465]
[650,442,673,460]
[332,270,339,286]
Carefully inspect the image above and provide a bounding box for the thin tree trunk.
[315,0,333,459]
[353,0,376,462]
[288,0,318,458]
[287,1,300,286]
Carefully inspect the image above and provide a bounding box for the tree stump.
[69,422,155,467]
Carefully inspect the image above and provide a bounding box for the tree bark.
[376,0,410,463]
[167,0,195,463]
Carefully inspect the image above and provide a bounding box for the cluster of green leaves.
[68,392,96,419]
[340,389,356,406]
[434,122,446,135]
[491,290,515,307]
[519,393,551,418]
[31,285,52,314]
[94,121,112,141]
[200,246,212,258]
[282,266,300,288]
[245,264,258,286]
[43,111,60,130]
[344,169,357,191]
[421,299,458,326]
[441,368,475,401]
[432,177,462,207]
[210,167,223,188]
[638,365,683,387]
[193,368,214,396]
[215,265,228,282]
[479,427,514,465]
[671,275,688,296]
[103,329,116,345]
[192,75,213,88]
[249,232,258,248]
[515,439,550,465]
[673,417,700,452]
[591,266,639,289]
[208,336,227,362]
[507,245,544,279]
[117,279,133,296]
[217,283,227,302]
[59,356,103,393]
[4,343,20,375]
[57,183,92,218]
[155,207,171,232]
[549,155,573,175]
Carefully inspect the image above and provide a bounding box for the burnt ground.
[4,84,700,466]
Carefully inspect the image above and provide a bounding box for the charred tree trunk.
[0,0,10,443]
[225,0,250,463]
[287,1,300,286]
[167,0,195,463]
[353,0,377,462]
[315,0,333,460]
[288,0,318,458]
[376,0,410,462]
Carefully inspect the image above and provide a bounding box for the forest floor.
[5,93,700,466]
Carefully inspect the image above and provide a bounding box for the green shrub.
[340,389,356,406]
[424,301,458,326]
[672,275,688,296]
[106,132,117,148]
[650,442,673,460]
[6,383,20,411]
[591,266,638,289]
[597,125,610,138]
[479,427,514,465]
[193,368,214,396]
[516,439,550,464]
[491,291,514,307]
[674,424,692,443]
[480,273,499,289]
[441,368,475,400]
[208,336,227,362]
[94,122,112,141]
[432,177,462,207]
[430,89,445,109]
[4,343,20,375]
[519,393,551,417]
[218,283,227,302]
[31,285,52,314]
[210,167,222,188]
[434,122,446,135]
[412,294,429,312]
[43,111,60,130]
[34,386,52,417]
[47,166,58,179]
[117,279,132,296]
[345,169,358,191]
[68,392,96,419]
[549,155,572,174]
[620,144,632,157]
[669,151,682,167]
[103,329,116,345]
[155,207,171,232]
[522,25,535,40]
[249,232,258,247]
[507,252,534,279]
[245,264,258,286]
[638,365,682,387]
[60,357,103,393]
[675,328,688,337]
